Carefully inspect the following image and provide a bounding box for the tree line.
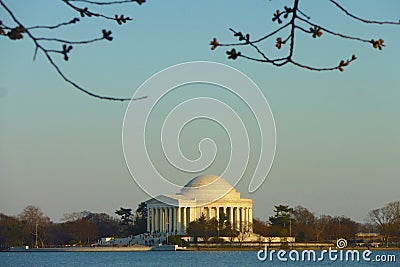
[0,203,147,249]
[185,201,399,247]
[253,201,400,247]
[1,200,399,248]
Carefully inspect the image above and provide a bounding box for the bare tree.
[389,201,400,224]
[368,201,400,247]
[293,205,316,226]
[61,210,91,222]
[66,218,98,245]
[292,205,316,242]
[211,0,400,72]
[313,215,330,242]
[19,205,51,248]
[252,218,268,237]
[236,223,252,248]
[0,0,147,101]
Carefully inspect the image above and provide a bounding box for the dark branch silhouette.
[211,0,399,72]
[0,0,147,101]
[329,0,400,26]
[68,0,146,6]
[2,0,399,101]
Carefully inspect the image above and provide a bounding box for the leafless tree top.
[211,0,399,72]
[0,0,147,101]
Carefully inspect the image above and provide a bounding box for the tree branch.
[68,0,145,6]
[27,18,80,30]
[0,0,147,101]
[329,0,400,25]
[211,0,399,72]
[36,36,105,45]
[296,16,372,44]
[63,0,133,24]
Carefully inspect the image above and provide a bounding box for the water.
[0,250,398,267]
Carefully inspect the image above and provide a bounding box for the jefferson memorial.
[145,174,253,234]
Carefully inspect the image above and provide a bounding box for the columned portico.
[145,175,253,235]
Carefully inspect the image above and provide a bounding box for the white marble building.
[145,174,253,234]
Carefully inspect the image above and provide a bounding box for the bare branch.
[296,16,372,44]
[36,36,104,45]
[0,0,146,101]
[27,18,80,30]
[252,22,291,44]
[329,0,400,25]
[63,0,133,24]
[212,0,399,72]
[291,55,357,72]
[68,0,145,6]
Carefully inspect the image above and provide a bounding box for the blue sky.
[1,0,399,222]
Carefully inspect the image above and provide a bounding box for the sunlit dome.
[183,174,231,188]
[178,174,240,202]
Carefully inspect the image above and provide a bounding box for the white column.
[244,207,247,230]
[182,207,187,233]
[147,208,151,232]
[152,208,156,233]
[177,207,181,233]
[151,208,154,233]
[161,208,164,232]
[159,208,162,232]
[173,207,177,232]
[151,208,156,233]
[187,207,191,225]
[245,208,248,229]
[229,207,233,227]
[153,208,156,232]
[163,208,166,232]
[154,208,157,231]
[239,207,243,231]
[162,208,165,232]
[234,207,239,230]
[216,207,219,221]
[247,208,250,226]
[165,208,168,232]
[168,207,173,232]
[233,207,239,230]
[248,208,251,227]
[244,207,248,229]
[243,207,246,229]
[159,207,163,232]
[249,208,253,231]
[164,208,167,232]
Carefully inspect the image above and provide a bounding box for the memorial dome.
[179,174,240,202]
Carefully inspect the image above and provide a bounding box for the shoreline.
[3,246,399,252]
[4,246,151,252]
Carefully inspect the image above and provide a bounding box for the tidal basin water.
[0,250,398,267]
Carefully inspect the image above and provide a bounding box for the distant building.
[355,232,383,247]
[145,174,253,234]
[355,232,383,240]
